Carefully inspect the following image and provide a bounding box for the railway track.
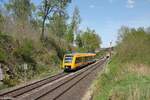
[0,72,68,99]
[0,58,107,100]
[36,59,106,100]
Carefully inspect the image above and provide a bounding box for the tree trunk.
[41,16,46,41]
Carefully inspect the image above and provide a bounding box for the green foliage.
[0,32,13,62]
[65,7,81,44]
[76,47,87,52]
[0,32,62,87]
[65,32,74,44]
[117,26,150,64]
[44,36,66,60]
[0,13,5,32]
[0,0,103,89]
[49,14,67,38]
[38,0,71,40]
[71,6,81,32]
[75,33,83,47]
[93,26,150,100]
[93,57,150,100]
[4,0,36,35]
[15,40,34,57]
[76,28,101,52]
[96,49,107,58]
[3,77,19,87]
[0,48,7,61]
[5,0,33,21]
[14,40,37,74]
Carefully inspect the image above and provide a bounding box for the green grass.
[35,65,62,79]
[93,56,150,100]
[92,27,150,100]
[0,84,9,90]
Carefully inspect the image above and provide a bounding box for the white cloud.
[89,4,95,8]
[126,0,135,8]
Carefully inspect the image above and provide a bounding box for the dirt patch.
[82,87,93,100]
[126,63,150,76]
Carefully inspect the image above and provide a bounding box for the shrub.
[0,48,7,61]
[117,27,150,64]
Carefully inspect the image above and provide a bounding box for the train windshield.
[64,55,73,63]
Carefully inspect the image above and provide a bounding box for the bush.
[14,39,34,58]
[0,48,7,61]
[93,27,150,100]
[3,74,20,87]
[117,27,150,64]
[0,32,62,88]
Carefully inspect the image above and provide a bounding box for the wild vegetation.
[93,26,150,100]
[0,0,101,89]
[75,28,101,52]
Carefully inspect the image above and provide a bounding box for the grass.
[35,65,62,79]
[0,84,9,90]
[92,27,150,100]
[93,56,150,100]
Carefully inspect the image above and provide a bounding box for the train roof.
[65,53,96,57]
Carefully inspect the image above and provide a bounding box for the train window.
[65,55,73,63]
[86,57,89,62]
[89,56,93,61]
[88,56,91,61]
[82,57,84,62]
[84,57,87,62]
[75,57,82,64]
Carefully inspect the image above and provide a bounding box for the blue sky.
[33,0,150,47]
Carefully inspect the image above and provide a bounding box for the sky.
[33,0,150,47]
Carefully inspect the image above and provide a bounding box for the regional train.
[62,53,96,71]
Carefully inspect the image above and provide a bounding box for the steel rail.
[0,72,68,98]
[35,59,106,100]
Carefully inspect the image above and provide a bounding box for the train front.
[62,54,74,71]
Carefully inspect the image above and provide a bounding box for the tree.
[71,7,81,34]
[117,26,150,63]
[5,0,35,33]
[0,12,4,32]
[75,28,102,52]
[65,6,81,44]
[65,31,74,44]
[38,0,71,41]
[5,0,33,21]
[81,28,101,52]
[75,33,82,47]
[49,13,67,38]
